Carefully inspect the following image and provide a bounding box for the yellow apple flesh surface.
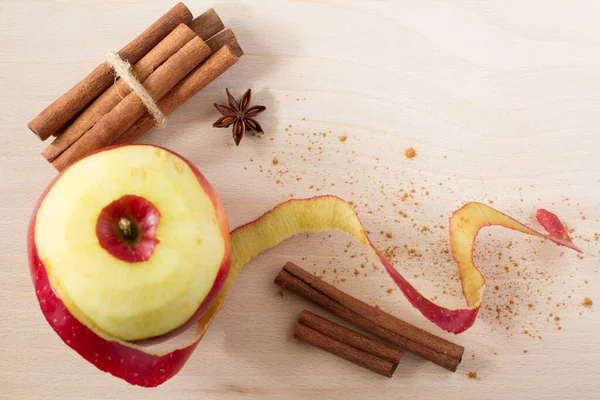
[29,145,231,385]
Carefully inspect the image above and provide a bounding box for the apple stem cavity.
[96,195,161,263]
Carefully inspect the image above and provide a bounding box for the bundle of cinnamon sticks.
[28,3,243,171]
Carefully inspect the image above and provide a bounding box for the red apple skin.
[28,145,232,387]
[96,194,161,263]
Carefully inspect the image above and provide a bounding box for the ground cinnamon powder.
[404,147,417,159]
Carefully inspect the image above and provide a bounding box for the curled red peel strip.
[227,198,580,335]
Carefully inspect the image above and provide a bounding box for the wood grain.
[1,1,599,399]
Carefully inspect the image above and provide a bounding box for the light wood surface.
[1,1,599,399]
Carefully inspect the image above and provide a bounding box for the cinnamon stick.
[295,318,400,378]
[299,310,404,366]
[189,8,225,39]
[51,36,210,170]
[206,29,244,58]
[275,262,465,372]
[42,24,198,162]
[113,45,239,145]
[27,3,194,141]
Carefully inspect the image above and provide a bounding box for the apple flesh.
[28,145,231,385]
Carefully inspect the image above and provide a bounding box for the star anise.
[213,89,266,146]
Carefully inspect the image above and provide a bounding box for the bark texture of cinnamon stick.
[299,310,404,366]
[205,29,244,58]
[42,24,198,162]
[275,262,465,372]
[27,3,194,141]
[51,36,211,170]
[190,8,225,39]
[295,317,400,378]
[113,45,239,145]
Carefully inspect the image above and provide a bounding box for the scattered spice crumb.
[582,297,593,308]
[272,157,279,165]
[386,288,394,294]
[339,135,347,142]
[467,371,478,380]
[404,147,417,159]
[523,349,528,354]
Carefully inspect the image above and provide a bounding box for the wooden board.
[1,1,598,399]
